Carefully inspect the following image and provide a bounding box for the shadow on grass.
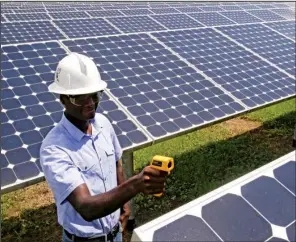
[1,111,295,242]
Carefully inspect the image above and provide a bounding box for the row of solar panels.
[2,10,295,46]
[1,6,295,22]
[1,1,293,10]
[2,21,295,191]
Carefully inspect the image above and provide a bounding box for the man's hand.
[120,202,131,232]
[137,166,167,195]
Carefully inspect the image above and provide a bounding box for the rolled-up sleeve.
[40,146,85,205]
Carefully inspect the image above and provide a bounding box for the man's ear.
[60,95,66,105]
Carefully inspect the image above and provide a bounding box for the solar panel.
[131,151,296,242]
[189,12,236,26]
[199,6,224,12]
[219,11,262,24]
[256,4,277,9]
[151,14,203,30]
[218,24,296,76]
[87,10,124,17]
[62,34,245,139]
[49,11,90,20]
[265,21,296,40]
[120,8,154,16]
[247,9,286,21]
[107,16,166,33]
[219,5,243,11]
[270,8,296,20]
[53,18,120,38]
[152,28,295,108]
[1,9,16,14]
[149,8,181,14]
[103,5,129,10]
[5,13,51,22]
[1,41,151,193]
[13,8,47,14]
[1,21,65,45]
[238,4,261,10]
[45,6,76,12]
[174,7,203,13]
[1,14,7,22]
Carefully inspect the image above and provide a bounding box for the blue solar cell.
[27,142,42,158]
[151,14,203,30]
[153,28,295,108]
[241,176,296,226]
[6,109,28,121]
[256,4,277,9]
[273,161,296,195]
[2,135,23,151]
[13,119,35,132]
[1,168,17,187]
[6,148,31,165]
[153,215,221,241]
[1,154,9,169]
[40,126,54,138]
[220,11,262,24]
[20,130,43,145]
[189,12,235,26]
[32,115,55,128]
[265,21,296,40]
[1,21,64,45]
[107,16,166,33]
[286,221,296,242]
[54,18,120,38]
[202,194,272,241]
[247,9,286,21]
[220,5,243,11]
[13,161,40,180]
[2,123,16,137]
[218,24,296,76]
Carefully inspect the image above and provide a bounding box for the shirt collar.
[60,114,101,142]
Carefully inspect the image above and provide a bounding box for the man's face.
[61,92,100,121]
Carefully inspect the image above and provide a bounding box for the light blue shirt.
[40,113,123,237]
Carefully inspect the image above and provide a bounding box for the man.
[40,53,167,242]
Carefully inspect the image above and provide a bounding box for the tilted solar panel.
[1,41,151,193]
[265,21,296,40]
[62,34,245,139]
[152,28,295,108]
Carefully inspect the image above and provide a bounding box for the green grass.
[1,98,295,242]
[131,98,295,225]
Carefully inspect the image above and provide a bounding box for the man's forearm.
[81,175,139,221]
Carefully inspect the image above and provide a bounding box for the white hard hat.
[48,53,107,95]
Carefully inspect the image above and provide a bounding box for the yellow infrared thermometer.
[150,155,174,197]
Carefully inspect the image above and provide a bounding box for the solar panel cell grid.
[218,24,296,76]
[151,14,203,30]
[220,11,262,24]
[265,21,296,40]
[1,21,65,45]
[120,8,154,16]
[270,8,296,20]
[189,12,235,26]
[149,8,181,14]
[53,18,120,38]
[174,7,203,13]
[87,10,124,17]
[5,13,51,22]
[152,28,295,108]
[49,11,90,20]
[247,9,286,21]
[107,15,166,33]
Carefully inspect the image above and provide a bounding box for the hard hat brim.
[48,80,107,95]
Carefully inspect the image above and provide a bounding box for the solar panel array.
[132,151,296,242]
[1,2,295,193]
